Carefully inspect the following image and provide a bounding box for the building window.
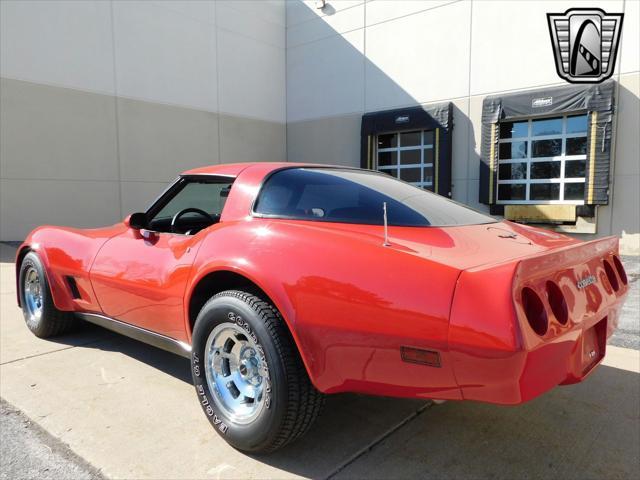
[376,130,434,189]
[497,114,588,204]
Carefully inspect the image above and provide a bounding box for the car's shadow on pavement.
[60,322,640,480]
[257,363,640,479]
[62,322,194,384]
[60,322,428,477]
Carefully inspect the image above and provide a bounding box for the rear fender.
[183,219,313,386]
[184,260,312,387]
[186,219,462,398]
[448,261,523,402]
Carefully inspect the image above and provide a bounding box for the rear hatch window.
[254,168,497,227]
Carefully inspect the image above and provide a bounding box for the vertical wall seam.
[109,0,123,219]
[466,0,474,204]
[363,1,367,115]
[214,1,222,164]
[285,0,289,161]
[608,0,625,235]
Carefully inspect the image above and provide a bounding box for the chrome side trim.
[76,312,191,358]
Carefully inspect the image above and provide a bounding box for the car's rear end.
[242,165,630,405]
[449,235,629,405]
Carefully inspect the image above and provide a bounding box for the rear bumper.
[454,302,623,405]
[448,236,629,405]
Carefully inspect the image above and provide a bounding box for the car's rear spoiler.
[514,236,619,281]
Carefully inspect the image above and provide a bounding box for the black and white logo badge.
[547,8,623,84]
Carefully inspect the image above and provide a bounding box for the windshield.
[254,168,497,227]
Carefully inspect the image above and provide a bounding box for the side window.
[148,179,233,233]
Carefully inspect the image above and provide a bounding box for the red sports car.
[16,163,629,452]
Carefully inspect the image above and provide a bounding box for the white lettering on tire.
[227,311,272,409]
[194,357,229,434]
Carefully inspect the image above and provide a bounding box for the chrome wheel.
[23,266,43,321]
[204,323,269,424]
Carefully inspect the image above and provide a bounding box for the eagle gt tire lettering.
[191,290,325,453]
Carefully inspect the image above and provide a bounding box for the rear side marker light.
[401,346,441,367]
[546,281,568,325]
[603,259,619,292]
[612,255,628,285]
[521,287,548,336]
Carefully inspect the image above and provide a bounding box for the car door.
[90,176,233,342]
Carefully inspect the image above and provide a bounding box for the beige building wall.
[286,0,640,254]
[1,0,638,254]
[0,0,286,241]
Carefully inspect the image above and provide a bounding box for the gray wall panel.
[120,181,172,216]
[0,78,286,241]
[0,179,121,240]
[0,78,118,181]
[287,114,361,167]
[219,114,285,163]
[116,97,220,183]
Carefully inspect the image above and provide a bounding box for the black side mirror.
[125,212,148,230]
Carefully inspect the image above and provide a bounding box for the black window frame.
[495,112,589,205]
[361,103,453,198]
[479,81,615,209]
[143,174,236,234]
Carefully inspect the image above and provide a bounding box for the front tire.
[191,290,324,453]
[18,252,75,338]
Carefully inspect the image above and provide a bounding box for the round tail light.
[613,255,628,285]
[521,287,548,336]
[546,281,568,325]
[603,259,619,292]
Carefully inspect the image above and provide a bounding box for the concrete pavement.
[1,242,639,479]
[609,255,640,349]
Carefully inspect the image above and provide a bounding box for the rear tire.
[18,252,75,338]
[191,289,324,453]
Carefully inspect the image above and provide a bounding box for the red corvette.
[16,163,629,452]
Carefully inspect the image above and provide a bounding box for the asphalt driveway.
[1,242,638,479]
[1,399,103,480]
